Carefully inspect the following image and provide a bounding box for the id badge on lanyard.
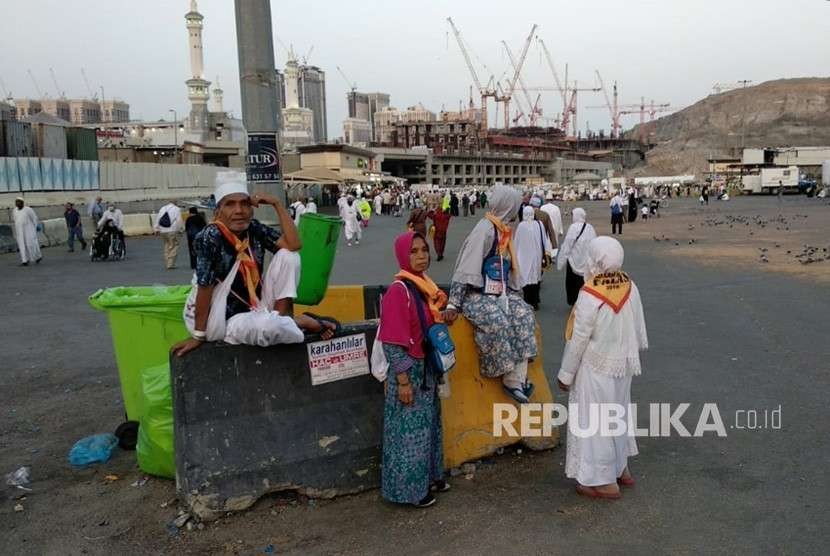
[484,254,506,295]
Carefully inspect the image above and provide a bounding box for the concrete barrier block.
[41,218,66,247]
[295,285,366,324]
[441,321,558,468]
[172,323,383,521]
[0,224,16,253]
[122,213,153,237]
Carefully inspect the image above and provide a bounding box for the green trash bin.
[89,286,191,422]
[296,213,342,306]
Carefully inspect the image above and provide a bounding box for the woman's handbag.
[404,281,456,389]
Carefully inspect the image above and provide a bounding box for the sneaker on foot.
[431,480,451,493]
[413,493,436,508]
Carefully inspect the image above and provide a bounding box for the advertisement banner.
[246,132,281,182]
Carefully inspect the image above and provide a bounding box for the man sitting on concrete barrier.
[173,172,338,357]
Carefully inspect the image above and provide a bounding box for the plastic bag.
[136,363,175,479]
[69,434,119,467]
[5,466,32,490]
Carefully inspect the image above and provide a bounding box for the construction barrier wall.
[172,285,558,518]
[0,157,221,195]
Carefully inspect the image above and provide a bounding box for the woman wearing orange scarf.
[445,185,538,404]
[378,231,449,508]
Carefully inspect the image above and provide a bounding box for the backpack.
[158,211,171,228]
[611,202,622,216]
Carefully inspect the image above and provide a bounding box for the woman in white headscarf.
[557,208,597,306]
[557,236,648,500]
[514,206,551,310]
[445,185,538,404]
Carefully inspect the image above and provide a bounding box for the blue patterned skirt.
[381,345,444,504]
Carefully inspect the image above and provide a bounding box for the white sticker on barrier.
[307,333,370,386]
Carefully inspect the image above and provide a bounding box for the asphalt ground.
[1,196,828,554]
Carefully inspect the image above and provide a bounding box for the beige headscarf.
[451,185,522,288]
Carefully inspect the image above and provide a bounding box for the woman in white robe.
[13,198,42,266]
[514,206,551,310]
[340,196,362,246]
[556,207,597,306]
[557,236,648,499]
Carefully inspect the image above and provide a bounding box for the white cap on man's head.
[214,171,249,206]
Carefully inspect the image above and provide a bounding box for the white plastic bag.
[224,308,304,346]
[370,281,410,382]
[183,261,240,341]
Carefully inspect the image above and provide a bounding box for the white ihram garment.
[341,205,361,241]
[184,249,304,347]
[540,202,563,238]
[13,206,41,264]
[556,208,597,275]
[514,207,551,288]
[558,237,648,487]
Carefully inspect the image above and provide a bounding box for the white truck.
[742,166,799,194]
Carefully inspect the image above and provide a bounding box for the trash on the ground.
[264,544,275,554]
[68,434,119,467]
[160,497,177,508]
[461,463,476,474]
[173,512,191,528]
[131,476,150,488]
[464,473,474,480]
[5,466,32,490]
[449,467,462,477]
[104,474,119,482]
[14,504,24,512]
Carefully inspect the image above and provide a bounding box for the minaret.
[284,60,301,109]
[211,76,224,113]
[280,56,313,148]
[185,0,210,141]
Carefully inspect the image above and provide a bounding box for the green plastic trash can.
[296,213,342,306]
[88,286,191,423]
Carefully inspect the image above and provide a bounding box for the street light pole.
[169,109,178,163]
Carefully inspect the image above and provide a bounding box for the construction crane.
[536,38,567,108]
[447,17,497,137]
[336,66,357,92]
[503,41,541,127]
[618,97,672,143]
[535,39,599,137]
[594,70,620,139]
[0,77,11,100]
[27,70,45,99]
[49,67,65,99]
[497,24,537,130]
[302,45,314,65]
[81,68,98,100]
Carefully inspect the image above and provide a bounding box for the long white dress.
[341,204,361,242]
[13,206,42,264]
[558,282,648,487]
[514,209,551,288]
[541,203,563,238]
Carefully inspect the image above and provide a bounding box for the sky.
[1,0,828,139]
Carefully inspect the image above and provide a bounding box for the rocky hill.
[626,77,830,176]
